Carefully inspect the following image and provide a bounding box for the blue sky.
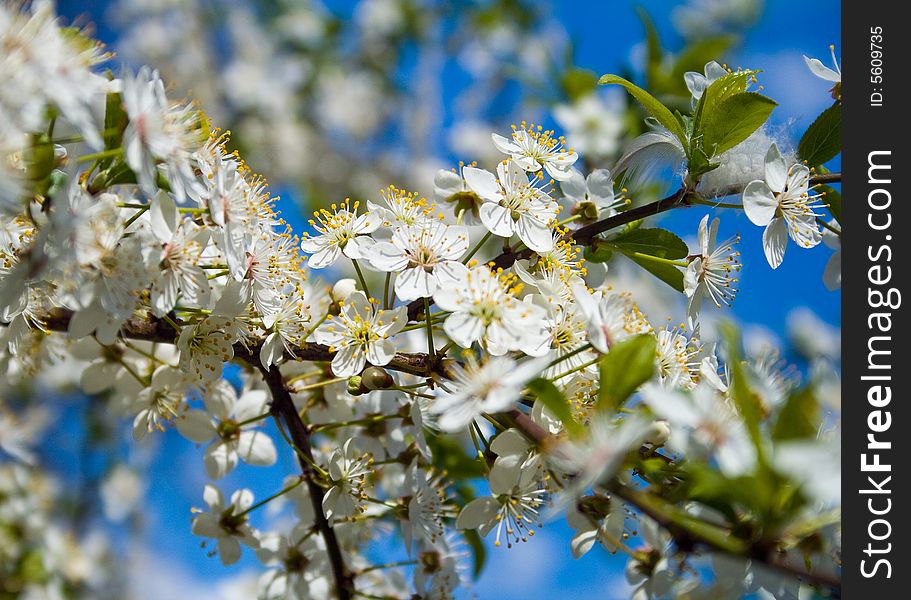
[49,1,841,598]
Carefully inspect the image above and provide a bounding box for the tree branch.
[259,365,355,600]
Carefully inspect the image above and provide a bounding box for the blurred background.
[6,0,841,597]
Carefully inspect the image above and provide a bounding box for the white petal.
[306,243,340,269]
[237,431,278,466]
[515,214,554,252]
[259,332,284,368]
[369,242,409,272]
[455,497,499,530]
[176,410,216,443]
[150,193,179,241]
[204,443,239,479]
[763,144,788,193]
[803,56,840,82]
[342,235,375,260]
[479,203,514,238]
[491,133,521,155]
[586,169,614,201]
[559,169,588,200]
[463,167,501,201]
[218,537,242,566]
[443,312,485,348]
[366,339,397,367]
[742,181,778,226]
[823,250,841,291]
[394,266,434,301]
[331,345,365,377]
[762,217,788,269]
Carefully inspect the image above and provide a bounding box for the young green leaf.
[691,69,762,158]
[600,228,689,291]
[625,255,685,292]
[701,92,777,157]
[598,334,657,411]
[772,387,821,441]
[797,101,841,166]
[605,227,689,259]
[598,74,687,146]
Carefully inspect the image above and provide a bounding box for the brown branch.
[39,310,358,597]
[259,365,354,600]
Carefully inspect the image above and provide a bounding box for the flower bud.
[346,375,367,396]
[331,278,358,302]
[645,420,671,446]
[361,366,393,390]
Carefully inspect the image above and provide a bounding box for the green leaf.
[425,435,485,480]
[626,255,685,292]
[691,70,762,157]
[772,387,821,441]
[797,102,841,166]
[599,74,687,146]
[528,378,579,434]
[719,323,767,468]
[561,67,598,102]
[606,227,689,259]
[635,7,663,89]
[598,334,657,411]
[463,529,487,578]
[701,92,777,157]
[602,228,688,292]
[103,92,128,152]
[583,241,614,263]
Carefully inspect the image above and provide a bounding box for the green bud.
[347,376,367,396]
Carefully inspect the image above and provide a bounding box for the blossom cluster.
[0,4,841,600]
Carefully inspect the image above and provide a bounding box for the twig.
[259,365,355,600]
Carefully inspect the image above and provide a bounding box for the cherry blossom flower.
[433,166,483,225]
[558,168,624,228]
[368,220,469,301]
[322,439,373,520]
[313,291,406,377]
[571,284,651,353]
[642,383,757,477]
[122,66,201,202]
[684,215,740,324]
[463,160,559,252]
[177,315,243,384]
[804,44,841,99]
[430,354,548,432]
[367,185,437,230]
[625,517,674,600]
[491,123,578,181]
[433,263,548,355]
[553,94,625,159]
[742,144,824,268]
[191,484,261,566]
[683,60,728,100]
[130,365,189,440]
[145,192,211,317]
[455,459,547,548]
[300,199,379,269]
[177,379,277,479]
